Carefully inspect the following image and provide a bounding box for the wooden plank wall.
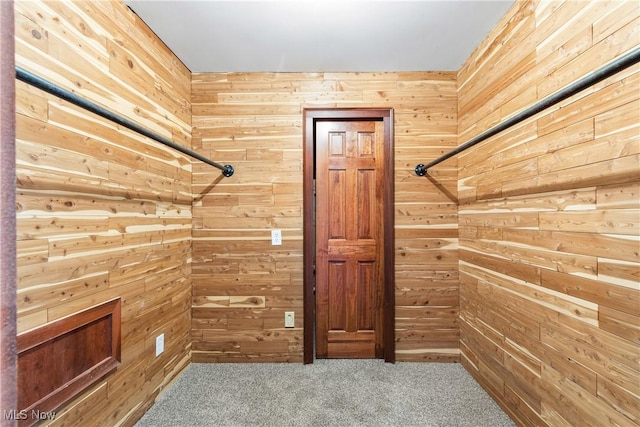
[191,72,460,362]
[14,1,192,425]
[457,1,639,426]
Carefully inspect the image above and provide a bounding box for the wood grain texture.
[14,1,192,425]
[17,1,640,426]
[457,1,640,426]
[192,71,458,363]
[17,299,121,426]
[315,120,384,359]
[1,0,18,419]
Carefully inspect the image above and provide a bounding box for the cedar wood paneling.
[457,1,639,426]
[14,1,192,425]
[190,72,460,363]
[13,0,639,425]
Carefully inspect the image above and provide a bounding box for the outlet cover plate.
[156,333,164,356]
[271,229,282,246]
[285,311,295,328]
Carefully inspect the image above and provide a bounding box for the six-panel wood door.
[315,120,385,358]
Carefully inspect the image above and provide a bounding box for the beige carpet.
[135,359,515,427]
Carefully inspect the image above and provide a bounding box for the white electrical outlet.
[285,311,295,328]
[271,229,282,246]
[155,333,164,356]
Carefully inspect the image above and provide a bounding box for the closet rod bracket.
[415,164,427,176]
[222,164,235,177]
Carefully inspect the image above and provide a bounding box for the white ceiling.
[124,0,514,73]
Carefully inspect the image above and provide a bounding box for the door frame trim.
[303,108,395,364]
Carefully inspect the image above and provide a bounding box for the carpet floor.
[135,360,515,427]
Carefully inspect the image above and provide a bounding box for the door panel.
[357,262,375,330]
[358,170,375,239]
[328,261,346,330]
[315,120,385,359]
[328,170,346,239]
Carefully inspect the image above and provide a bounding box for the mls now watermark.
[4,409,57,421]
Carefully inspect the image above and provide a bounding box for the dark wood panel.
[315,120,383,359]
[17,299,121,425]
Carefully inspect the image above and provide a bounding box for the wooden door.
[315,120,385,358]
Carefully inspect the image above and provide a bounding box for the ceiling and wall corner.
[124,0,515,73]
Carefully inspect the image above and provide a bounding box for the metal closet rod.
[415,46,640,177]
[15,66,234,177]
